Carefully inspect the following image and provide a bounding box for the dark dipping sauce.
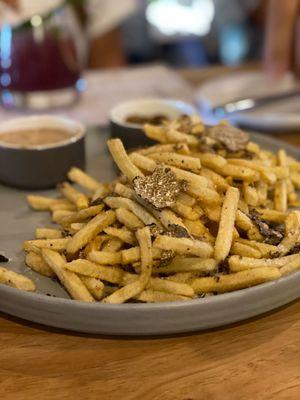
[125,114,169,126]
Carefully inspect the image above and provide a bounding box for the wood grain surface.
[1,67,300,400]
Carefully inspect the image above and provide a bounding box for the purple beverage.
[0,6,83,109]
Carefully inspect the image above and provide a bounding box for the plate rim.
[0,269,300,311]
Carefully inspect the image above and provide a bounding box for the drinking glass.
[0,4,85,110]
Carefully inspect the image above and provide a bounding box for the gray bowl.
[110,98,198,148]
[0,116,86,189]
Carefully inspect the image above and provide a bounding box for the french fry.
[277,149,288,167]
[228,254,300,272]
[246,141,261,155]
[235,210,262,240]
[35,228,63,239]
[154,235,213,258]
[177,192,196,207]
[66,259,124,283]
[217,164,259,182]
[58,182,89,210]
[80,276,105,300]
[42,249,94,302]
[254,208,287,223]
[183,219,212,240]
[135,290,190,302]
[115,207,144,230]
[152,208,190,237]
[165,127,198,145]
[230,242,262,258]
[52,210,74,224]
[238,199,249,214]
[107,138,144,181]
[271,166,289,179]
[148,152,201,172]
[67,167,102,192]
[104,227,136,245]
[88,250,122,265]
[171,201,200,220]
[228,158,276,185]
[121,246,161,264]
[166,272,194,283]
[187,184,221,206]
[202,204,221,222]
[104,196,159,226]
[102,227,153,303]
[243,183,258,206]
[91,185,112,202]
[27,195,70,211]
[0,267,35,292]
[256,181,268,206]
[280,255,300,276]
[59,205,104,226]
[154,257,218,274]
[138,143,190,156]
[200,168,229,192]
[49,203,76,212]
[144,124,167,143]
[214,187,239,261]
[114,182,135,199]
[66,210,116,255]
[25,252,55,277]
[274,211,300,256]
[195,152,227,169]
[235,238,277,257]
[23,238,69,253]
[290,171,300,189]
[145,277,194,297]
[191,267,280,293]
[100,238,123,252]
[70,222,86,232]
[274,179,287,212]
[83,235,105,257]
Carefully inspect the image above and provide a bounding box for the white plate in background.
[196,71,300,131]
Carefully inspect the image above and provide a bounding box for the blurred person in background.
[264,0,299,79]
[124,0,299,81]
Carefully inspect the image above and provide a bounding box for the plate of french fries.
[1,115,300,335]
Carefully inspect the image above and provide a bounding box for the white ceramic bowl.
[110,98,198,147]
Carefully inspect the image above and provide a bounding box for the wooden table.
[1,67,300,400]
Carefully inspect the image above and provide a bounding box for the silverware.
[212,90,300,117]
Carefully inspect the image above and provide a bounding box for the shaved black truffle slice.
[133,165,187,209]
[208,124,249,152]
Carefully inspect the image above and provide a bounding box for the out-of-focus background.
[0,0,298,131]
[122,0,264,68]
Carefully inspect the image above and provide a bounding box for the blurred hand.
[1,0,18,8]
[264,0,299,79]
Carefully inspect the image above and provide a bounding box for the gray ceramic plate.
[0,128,300,336]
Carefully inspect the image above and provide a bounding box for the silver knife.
[212,90,300,118]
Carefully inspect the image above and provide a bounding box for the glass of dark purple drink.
[0,4,84,110]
